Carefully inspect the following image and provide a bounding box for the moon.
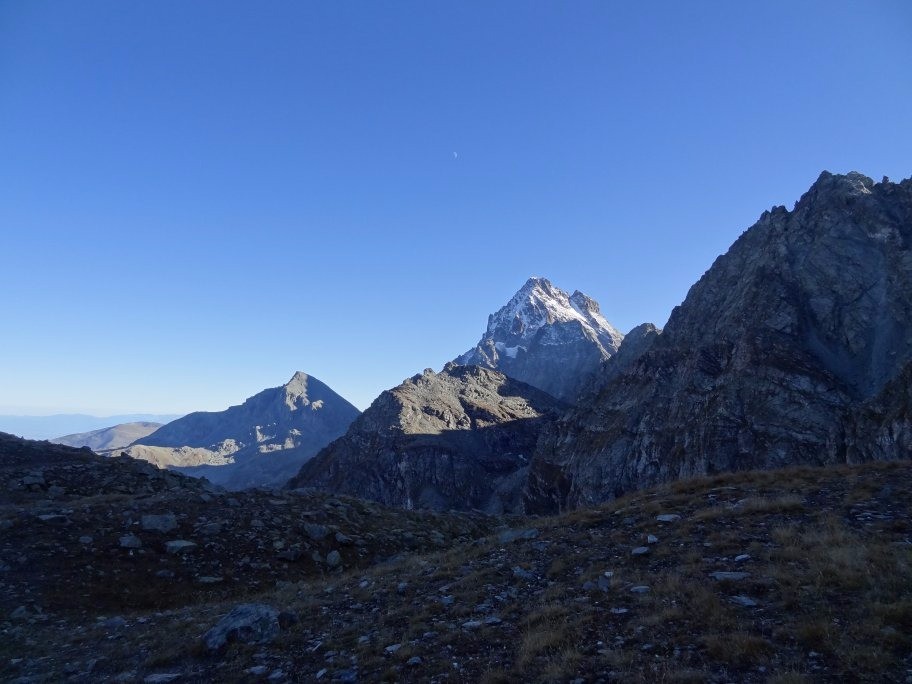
[453,152,458,159]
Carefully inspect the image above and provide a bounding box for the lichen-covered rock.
[527,172,912,512]
[289,365,567,513]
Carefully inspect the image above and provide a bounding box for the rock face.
[52,422,163,451]
[288,364,568,513]
[527,172,912,512]
[454,277,624,402]
[118,373,359,490]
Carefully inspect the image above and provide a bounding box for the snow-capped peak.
[483,277,623,351]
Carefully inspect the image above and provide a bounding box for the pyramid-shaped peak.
[286,371,310,386]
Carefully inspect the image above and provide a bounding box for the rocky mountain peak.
[288,365,567,512]
[456,277,623,402]
[282,371,313,410]
[122,373,360,490]
[527,170,912,512]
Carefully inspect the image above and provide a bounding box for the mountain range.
[28,170,912,517]
[0,413,181,441]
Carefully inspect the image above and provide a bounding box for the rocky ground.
[3,433,912,682]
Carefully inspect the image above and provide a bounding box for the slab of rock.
[164,540,197,554]
[655,514,681,523]
[730,595,758,607]
[498,528,540,543]
[710,571,749,581]
[631,546,649,556]
[119,533,142,549]
[142,514,177,533]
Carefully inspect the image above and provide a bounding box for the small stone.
[267,670,285,681]
[484,616,502,625]
[647,534,659,544]
[335,531,352,544]
[198,522,222,536]
[631,546,649,556]
[103,616,127,629]
[247,666,268,676]
[155,570,175,579]
[79,535,93,544]
[597,575,611,592]
[277,548,302,561]
[461,620,483,630]
[164,540,197,554]
[512,566,535,580]
[143,674,181,683]
[326,550,341,567]
[303,523,330,541]
[37,513,69,524]
[10,605,29,619]
[656,514,681,523]
[406,656,422,666]
[497,528,539,543]
[396,581,409,594]
[119,534,142,549]
[730,595,757,607]
[735,554,751,562]
[710,571,749,581]
[610,607,629,614]
[315,669,327,680]
[384,643,402,654]
[440,595,454,606]
[630,586,650,594]
[197,576,224,584]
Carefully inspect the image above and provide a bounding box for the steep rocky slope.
[6,430,912,682]
[117,372,359,490]
[289,364,567,513]
[455,277,624,402]
[52,421,162,450]
[528,172,912,512]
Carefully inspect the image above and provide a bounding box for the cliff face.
[527,172,912,513]
[289,364,567,513]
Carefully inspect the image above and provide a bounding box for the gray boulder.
[202,603,281,651]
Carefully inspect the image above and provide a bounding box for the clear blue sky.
[1,1,910,414]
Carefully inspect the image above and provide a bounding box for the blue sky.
[1,1,910,414]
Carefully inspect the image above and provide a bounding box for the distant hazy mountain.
[0,414,181,441]
[454,277,624,402]
[116,372,359,490]
[51,422,163,451]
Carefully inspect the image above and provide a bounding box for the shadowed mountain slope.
[528,172,912,512]
[289,364,568,513]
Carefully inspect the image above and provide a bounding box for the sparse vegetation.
[3,438,912,682]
